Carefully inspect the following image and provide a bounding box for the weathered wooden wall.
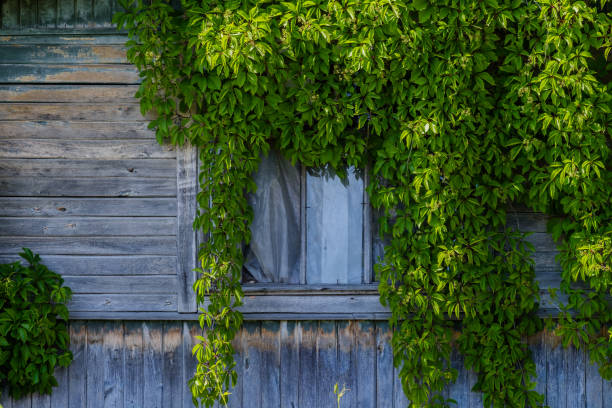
[0,321,610,408]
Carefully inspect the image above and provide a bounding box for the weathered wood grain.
[181,321,200,408]
[356,321,375,408]
[0,103,149,121]
[0,44,127,63]
[0,236,176,255]
[0,121,154,139]
[260,321,281,408]
[0,64,139,83]
[236,294,388,315]
[0,140,173,159]
[142,321,163,408]
[547,335,565,408]
[50,364,69,408]
[586,358,603,408]
[566,343,586,408]
[0,159,176,178]
[228,327,244,408]
[64,275,177,294]
[86,321,105,408]
[0,217,176,236]
[124,322,144,408]
[161,322,182,408]
[177,143,198,313]
[57,0,76,28]
[0,198,176,217]
[102,320,125,408]
[1,0,20,30]
[37,0,57,28]
[337,321,356,408]
[11,396,31,408]
[279,321,298,408]
[69,294,177,312]
[0,85,138,102]
[67,321,87,408]
[0,177,176,197]
[242,321,263,408]
[316,321,337,408]
[0,254,176,276]
[18,0,36,28]
[375,321,394,408]
[298,321,318,408]
[0,35,128,44]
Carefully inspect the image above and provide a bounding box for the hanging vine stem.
[115,0,611,406]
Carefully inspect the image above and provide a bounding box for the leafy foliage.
[114,0,611,406]
[0,249,73,400]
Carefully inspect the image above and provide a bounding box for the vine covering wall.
[115,0,611,406]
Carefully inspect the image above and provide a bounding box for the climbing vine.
[114,0,610,406]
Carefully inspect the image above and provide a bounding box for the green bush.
[0,249,73,400]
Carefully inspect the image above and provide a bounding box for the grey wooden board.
[0,85,138,102]
[279,321,298,408]
[0,35,128,44]
[63,275,177,294]
[337,321,356,408]
[235,294,388,314]
[316,321,337,408]
[0,44,127,63]
[228,328,244,408]
[356,321,375,408]
[0,236,177,255]
[0,121,154,139]
[69,294,177,312]
[19,0,36,29]
[0,159,176,178]
[37,0,57,28]
[0,198,176,216]
[0,64,139,83]
[176,143,198,312]
[0,217,176,236]
[0,103,149,121]
[0,255,177,275]
[0,177,176,197]
[0,140,174,159]
[1,0,20,30]
[3,321,609,408]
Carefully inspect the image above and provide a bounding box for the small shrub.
[0,249,73,399]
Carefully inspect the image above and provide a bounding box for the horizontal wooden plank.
[68,294,178,312]
[0,139,174,159]
[0,159,176,178]
[64,275,177,294]
[0,44,127,63]
[0,103,149,121]
[0,177,176,197]
[0,217,176,236]
[0,121,154,139]
[507,212,551,233]
[525,232,559,252]
[0,197,177,216]
[0,85,138,102]
[0,35,128,45]
[235,294,389,314]
[0,64,140,83]
[0,255,176,275]
[0,236,176,255]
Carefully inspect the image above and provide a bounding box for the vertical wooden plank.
[546,333,565,408]
[298,321,317,408]
[356,321,376,408]
[11,396,30,408]
[585,357,603,408]
[565,344,586,408]
[299,166,307,284]
[467,370,483,407]
[69,321,87,408]
[530,331,547,401]
[19,0,36,27]
[124,322,144,408]
[75,0,92,27]
[50,365,69,408]
[57,0,74,27]
[375,321,394,408]
[86,321,105,408]
[447,348,468,407]
[0,387,12,408]
[37,0,57,27]
[92,0,112,25]
[227,327,244,408]
[279,321,299,408]
[103,321,124,408]
[242,321,262,408]
[162,322,182,408]
[393,358,409,408]
[177,143,198,313]
[143,322,163,408]
[337,321,356,408]
[603,372,612,408]
[316,321,337,408]
[362,166,372,283]
[2,0,20,29]
[260,321,281,408]
[30,393,50,408]
[182,321,200,408]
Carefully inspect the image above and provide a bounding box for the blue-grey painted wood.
[2,322,609,408]
[547,335,565,408]
[0,159,176,178]
[0,63,139,83]
[0,198,176,217]
[0,121,153,139]
[227,328,244,408]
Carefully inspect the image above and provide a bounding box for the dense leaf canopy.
[115,0,611,406]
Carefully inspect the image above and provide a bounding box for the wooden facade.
[1,321,611,408]
[0,1,610,406]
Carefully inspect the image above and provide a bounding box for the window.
[242,150,377,286]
